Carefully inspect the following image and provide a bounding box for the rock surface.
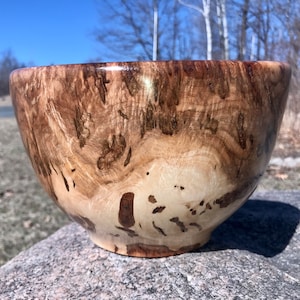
[269,156,300,168]
[0,191,299,299]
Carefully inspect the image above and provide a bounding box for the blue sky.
[0,0,106,66]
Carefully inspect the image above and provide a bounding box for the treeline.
[1,0,299,114]
[0,50,25,97]
[95,0,300,113]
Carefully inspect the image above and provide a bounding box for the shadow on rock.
[198,199,300,257]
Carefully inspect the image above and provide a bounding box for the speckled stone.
[0,191,299,299]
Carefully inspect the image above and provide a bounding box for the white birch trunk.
[202,0,212,59]
[250,33,256,60]
[216,0,229,59]
[152,0,158,61]
[178,0,212,60]
[221,0,229,59]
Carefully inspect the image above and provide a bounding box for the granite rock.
[269,156,300,168]
[0,191,299,299]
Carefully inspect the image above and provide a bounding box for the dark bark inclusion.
[148,195,157,203]
[122,65,141,96]
[199,114,219,134]
[74,106,91,148]
[169,217,187,232]
[126,243,176,257]
[189,222,202,231]
[237,112,247,149]
[82,66,109,105]
[215,175,261,208]
[126,242,202,257]
[118,109,129,120]
[152,221,167,236]
[190,209,197,215]
[118,192,135,228]
[123,147,132,167]
[69,214,96,232]
[140,74,181,137]
[97,134,126,170]
[61,171,69,192]
[115,226,138,237]
[152,206,166,214]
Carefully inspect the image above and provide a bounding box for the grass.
[0,119,70,266]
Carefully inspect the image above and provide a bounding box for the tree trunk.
[263,0,270,59]
[202,0,212,59]
[238,0,249,60]
[178,0,212,59]
[250,33,256,61]
[152,0,158,61]
[216,0,229,59]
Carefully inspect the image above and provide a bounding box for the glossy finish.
[10,61,291,257]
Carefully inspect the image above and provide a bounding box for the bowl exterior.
[10,61,291,257]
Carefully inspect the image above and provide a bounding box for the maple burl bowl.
[10,61,291,257]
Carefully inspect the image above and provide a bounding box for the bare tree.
[237,0,249,60]
[94,0,152,61]
[275,0,300,114]
[216,0,229,59]
[152,0,158,60]
[92,0,300,119]
[92,0,300,120]
[249,0,272,60]
[0,50,25,97]
[94,0,188,61]
[178,0,212,59]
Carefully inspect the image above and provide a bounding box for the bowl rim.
[9,59,291,75]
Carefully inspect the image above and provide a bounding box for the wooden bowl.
[10,61,291,257]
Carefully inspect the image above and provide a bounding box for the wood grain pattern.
[10,61,291,257]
